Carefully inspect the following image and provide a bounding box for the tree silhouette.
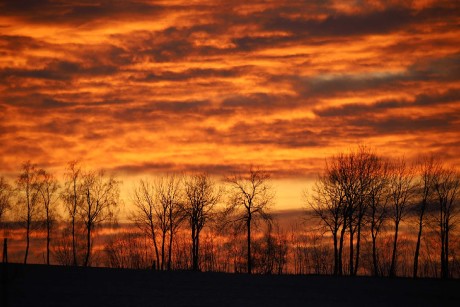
[183,173,220,271]
[62,161,83,266]
[388,158,415,277]
[0,176,12,225]
[16,161,42,264]
[131,179,161,270]
[80,170,119,266]
[432,166,460,279]
[413,155,438,278]
[38,169,60,265]
[156,175,184,270]
[225,167,273,274]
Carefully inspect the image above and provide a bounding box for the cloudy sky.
[1,0,459,208]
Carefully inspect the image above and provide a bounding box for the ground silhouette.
[2,264,459,306]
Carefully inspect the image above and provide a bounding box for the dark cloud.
[315,89,460,117]
[350,114,459,135]
[0,0,167,26]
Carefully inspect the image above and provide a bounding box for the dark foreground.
[1,264,459,307]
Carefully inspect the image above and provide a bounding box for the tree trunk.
[371,230,378,277]
[150,222,160,270]
[46,218,50,265]
[349,220,354,275]
[84,222,91,267]
[413,210,424,278]
[192,223,198,271]
[161,232,166,270]
[338,217,346,276]
[390,221,399,277]
[354,217,362,276]
[24,215,30,264]
[168,224,173,271]
[72,181,78,266]
[333,231,338,275]
[247,214,252,274]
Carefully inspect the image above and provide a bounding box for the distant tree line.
[0,149,459,279]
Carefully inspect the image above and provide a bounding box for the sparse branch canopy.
[0,176,13,222]
[184,173,221,271]
[130,179,160,270]
[80,170,120,266]
[225,167,274,274]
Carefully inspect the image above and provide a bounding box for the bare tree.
[323,147,376,275]
[183,173,220,271]
[367,158,390,277]
[432,166,460,279]
[309,169,345,276]
[38,169,60,265]
[225,167,273,274]
[16,161,42,264]
[80,170,120,267]
[0,176,13,225]
[388,158,415,277]
[62,161,82,266]
[156,175,184,270]
[413,155,438,278]
[131,179,160,269]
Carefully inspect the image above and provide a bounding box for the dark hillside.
[1,264,459,307]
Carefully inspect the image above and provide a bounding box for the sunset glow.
[1,0,459,210]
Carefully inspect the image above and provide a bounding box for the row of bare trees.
[0,161,119,266]
[0,162,274,273]
[1,153,459,278]
[309,147,460,278]
[130,169,273,273]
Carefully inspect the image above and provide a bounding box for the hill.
[1,264,459,306]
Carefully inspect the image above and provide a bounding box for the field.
[2,264,460,306]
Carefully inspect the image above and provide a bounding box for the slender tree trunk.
[333,231,338,275]
[150,222,160,270]
[445,221,449,279]
[195,229,200,271]
[247,214,252,274]
[191,223,198,270]
[440,205,446,279]
[371,231,379,276]
[84,222,91,267]
[24,215,30,264]
[338,217,346,276]
[349,220,354,275]
[390,220,399,277]
[161,232,166,270]
[72,180,78,266]
[354,217,362,276]
[168,223,173,271]
[46,215,50,265]
[413,207,425,278]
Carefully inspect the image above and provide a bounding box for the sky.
[0,0,459,210]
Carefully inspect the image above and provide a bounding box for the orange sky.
[1,0,459,210]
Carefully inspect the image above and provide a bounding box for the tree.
[156,174,184,270]
[413,155,438,278]
[367,158,390,277]
[80,170,119,267]
[225,167,273,274]
[0,176,13,224]
[38,169,60,265]
[131,179,160,269]
[16,161,42,264]
[183,173,220,271]
[62,161,82,266]
[388,158,415,277]
[309,169,345,276]
[432,166,460,279]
